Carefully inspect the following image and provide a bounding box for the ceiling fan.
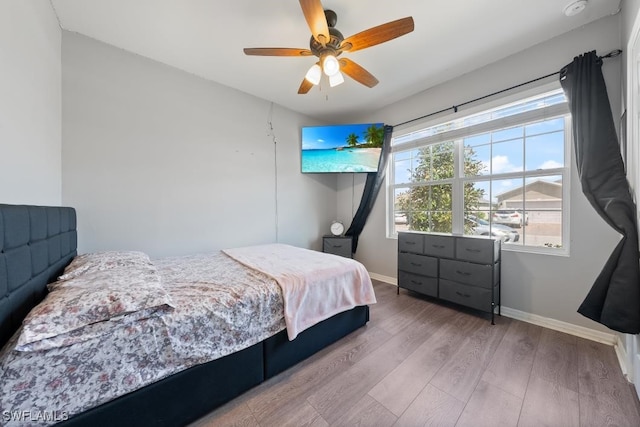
[243,0,414,94]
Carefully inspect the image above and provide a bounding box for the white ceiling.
[51,0,620,122]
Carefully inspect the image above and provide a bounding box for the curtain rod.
[393,49,622,128]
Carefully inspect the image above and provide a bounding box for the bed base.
[60,305,370,427]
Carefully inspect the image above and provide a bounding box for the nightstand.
[322,235,353,258]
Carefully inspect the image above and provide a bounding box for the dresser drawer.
[439,279,493,313]
[440,259,497,288]
[423,235,455,258]
[398,233,424,254]
[398,253,438,277]
[455,238,498,264]
[398,271,438,298]
[323,237,352,258]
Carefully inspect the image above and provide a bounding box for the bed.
[0,204,374,426]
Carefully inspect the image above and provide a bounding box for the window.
[389,88,570,252]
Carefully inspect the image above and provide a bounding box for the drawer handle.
[432,244,445,249]
[456,270,471,276]
[455,291,471,298]
[332,244,343,248]
[410,262,422,267]
[410,280,422,286]
[465,248,481,253]
[405,241,416,245]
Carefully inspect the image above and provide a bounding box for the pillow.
[54,251,152,286]
[17,262,173,352]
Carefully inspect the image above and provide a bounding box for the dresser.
[397,232,501,323]
[322,235,353,258]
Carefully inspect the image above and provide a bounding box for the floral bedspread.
[0,253,285,426]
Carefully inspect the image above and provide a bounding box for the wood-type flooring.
[191,280,640,427]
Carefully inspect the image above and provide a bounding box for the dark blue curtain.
[560,51,640,334]
[345,125,394,253]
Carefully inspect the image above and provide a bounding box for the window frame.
[386,84,571,256]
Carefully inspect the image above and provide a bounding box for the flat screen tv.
[301,123,384,173]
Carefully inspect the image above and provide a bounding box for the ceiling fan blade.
[339,58,379,88]
[298,78,314,94]
[243,47,313,56]
[340,17,414,53]
[299,0,330,45]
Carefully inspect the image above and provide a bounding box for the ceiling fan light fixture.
[242,2,415,94]
[305,64,322,85]
[329,71,344,87]
[322,54,340,76]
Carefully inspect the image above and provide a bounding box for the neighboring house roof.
[497,179,562,203]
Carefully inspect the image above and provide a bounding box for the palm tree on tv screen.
[364,124,384,148]
[346,133,359,147]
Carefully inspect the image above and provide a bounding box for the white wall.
[62,32,336,258]
[338,14,623,333]
[0,1,62,205]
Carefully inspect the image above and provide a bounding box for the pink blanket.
[223,244,376,340]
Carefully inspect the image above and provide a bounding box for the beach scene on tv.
[302,123,384,173]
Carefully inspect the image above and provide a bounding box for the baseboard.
[368,272,396,286]
[500,306,617,346]
[614,335,631,382]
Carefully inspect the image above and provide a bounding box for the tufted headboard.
[0,204,77,348]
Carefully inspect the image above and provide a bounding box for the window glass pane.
[541,92,566,106]
[464,181,490,213]
[464,133,490,178]
[492,139,523,173]
[399,184,452,233]
[464,133,491,147]
[394,158,412,183]
[463,180,490,235]
[393,188,410,233]
[463,112,492,127]
[525,131,564,171]
[393,134,413,146]
[525,117,564,135]
[522,175,563,248]
[464,143,490,177]
[492,103,529,119]
[413,147,432,181]
[428,210,452,233]
[492,178,524,209]
[492,126,523,143]
[491,178,524,246]
[433,152,454,180]
[463,181,521,244]
[394,149,420,184]
[410,142,454,182]
[394,150,412,161]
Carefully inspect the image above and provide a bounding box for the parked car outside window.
[466,216,520,243]
[492,210,529,228]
